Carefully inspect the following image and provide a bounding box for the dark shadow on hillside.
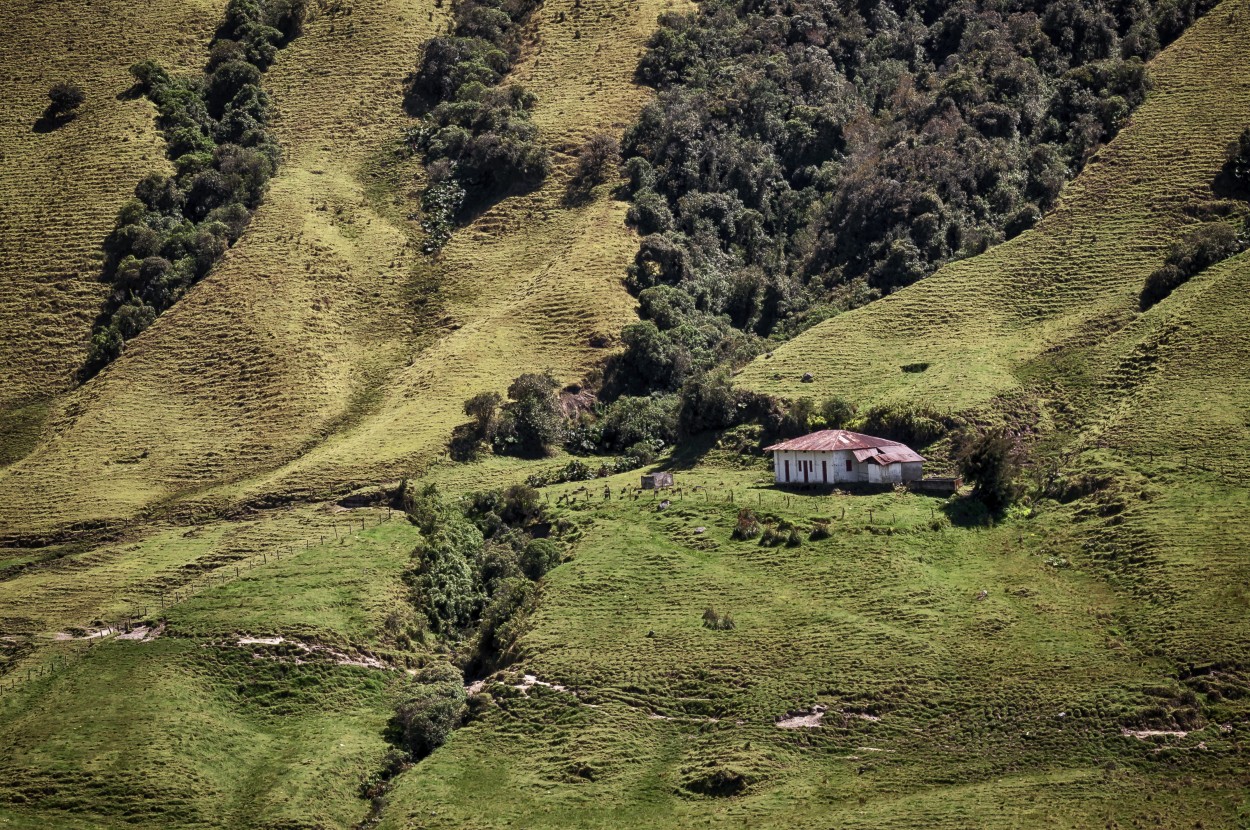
[32,111,75,133]
[652,432,721,473]
[942,495,994,528]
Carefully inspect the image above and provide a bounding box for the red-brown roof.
[765,430,925,463]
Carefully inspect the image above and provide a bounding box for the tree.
[957,428,1022,513]
[677,371,740,437]
[821,396,856,429]
[464,391,501,435]
[494,373,563,457]
[45,82,85,119]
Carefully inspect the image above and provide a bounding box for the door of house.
[804,460,810,484]
[784,459,790,482]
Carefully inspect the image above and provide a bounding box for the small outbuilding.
[764,429,924,486]
[641,471,674,490]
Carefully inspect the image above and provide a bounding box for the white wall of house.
[772,451,923,485]
[773,449,860,484]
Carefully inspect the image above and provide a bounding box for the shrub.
[567,132,621,201]
[809,521,831,541]
[701,607,736,631]
[46,82,85,116]
[855,404,951,447]
[392,665,468,759]
[1223,128,1250,196]
[1139,222,1242,310]
[732,508,761,540]
[785,528,803,547]
[519,538,561,580]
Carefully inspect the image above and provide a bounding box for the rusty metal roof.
[765,429,925,463]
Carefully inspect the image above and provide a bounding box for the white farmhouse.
[765,429,924,486]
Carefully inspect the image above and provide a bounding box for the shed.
[641,472,674,490]
[764,430,924,486]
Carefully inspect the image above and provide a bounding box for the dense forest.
[609,0,1221,396]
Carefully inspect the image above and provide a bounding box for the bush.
[732,508,761,540]
[519,538,561,580]
[567,132,621,201]
[1223,128,1250,197]
[46,82,85,116]
[393,666,468,759]
[701,607,736,631]
[854,404,951,448]
[1139,222,1242,310]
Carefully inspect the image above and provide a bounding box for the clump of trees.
[402,482,559,671]
[610,0,1218,396]
[403,0,549,250]
[1139,222,1244,310]
[455,373,566,459]
[81,0,308,379]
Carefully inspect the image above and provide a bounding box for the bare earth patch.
[235,635,392,670]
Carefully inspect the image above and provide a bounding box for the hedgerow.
[81,0,308,379]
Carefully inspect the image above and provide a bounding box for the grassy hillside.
[736,0,1250,419]
[372,463,1248,829]
[0,0,685,538]
[1,0,1248,827]
[0,0,221,463]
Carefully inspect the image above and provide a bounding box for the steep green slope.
[0,0,673,538]
[0,0,221,463]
